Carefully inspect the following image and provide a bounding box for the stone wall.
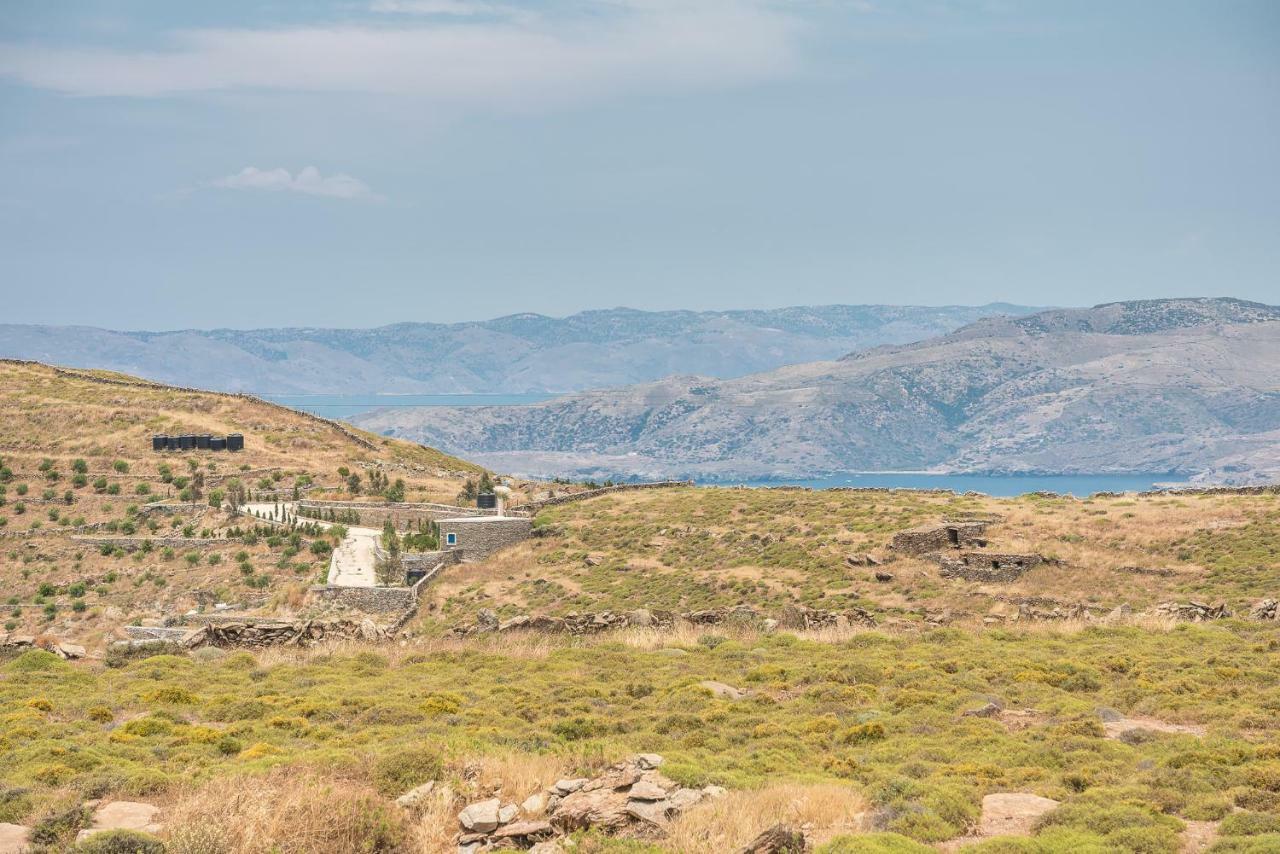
[306,584,418,614]
[938,551,1047,582]
[72,536,227,552]
[296,499,500,529]
[518,481,692,513]
[438,516,533,561]
[890,521,989,555]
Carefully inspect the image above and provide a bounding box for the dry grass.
[163,768,411,854]
[665,783,868,852]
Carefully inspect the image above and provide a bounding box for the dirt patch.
[939,792,1060,851]
[1180,820,1219,853]
[1103,716,1206,740]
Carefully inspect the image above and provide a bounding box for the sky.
[0,0,1277,330]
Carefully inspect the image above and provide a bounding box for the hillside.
[0,360,483,646]
[0,303,1043,394]
[355,298,1280,483]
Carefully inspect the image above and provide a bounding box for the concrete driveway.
[241,502,380,587]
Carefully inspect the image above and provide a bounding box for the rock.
[476,609,499,631]
[554,778,589,795]
[56,642,86,659]
[552,787,632,833]
[628,780,668,801]
[635,753,664,770]
[703,785,728,798]
[492,819,555,840]
[761,618,779,633]
[75,801,163,842]
[0,824,30,854]
[874,572,894,582]
[498,616,531,632]
[625,798,672,826]
[584,555,603,567]
[667,788,705,811]
[699,680,748,700]
[396,780,436,809]
[977,793,1060,837]
[962,702,1002,718]
[739,823,809,853]
[521,792,547,815]
[655,648,688,657]
[458,798,502,832]
[528,842,565,854]
[498,803,519,824]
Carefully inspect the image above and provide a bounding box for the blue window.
[446,532,457,546]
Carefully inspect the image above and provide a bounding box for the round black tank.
[477,493,497,510]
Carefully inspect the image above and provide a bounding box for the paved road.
[242,502,380,587]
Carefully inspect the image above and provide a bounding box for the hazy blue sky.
[1,1,1277,329]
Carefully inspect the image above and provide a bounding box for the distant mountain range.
[352,298,1280,485]
[0,304,1042,394]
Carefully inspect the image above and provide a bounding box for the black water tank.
[179,435,195,451]
[477,493,497,510]
[152,435,167,452]
[210,437,227,451]
[196,434,212,450]
[226,434,244,452]
[165,436,180,451]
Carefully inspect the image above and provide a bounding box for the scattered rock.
[459,798,502,833]
[55,642,86,659]
[1153,601,1229,621]
[491,819,554,841]
[498,803,519,824]
[635,753,664,770]
[1101,715,1205,740]
[740,823,809,853]
[874,572,894,582]
[1249,599,1279,621]
[962,702,1002,719]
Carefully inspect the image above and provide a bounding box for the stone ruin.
[937,551,1052,582]
[890,520,989,555]
[449,603,876,637]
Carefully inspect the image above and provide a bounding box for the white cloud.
[0,1,800,109]
[211,166,382,201]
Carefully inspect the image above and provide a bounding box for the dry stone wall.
[938,551,1049,582]
[518,481,692,513]
[438,517,533,560]
[890,521,989,555]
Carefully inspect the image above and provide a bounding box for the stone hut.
[890,521,989,555]
[439,516,533,561]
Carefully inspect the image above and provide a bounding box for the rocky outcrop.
[740,824,810,853]
[454,754,724,852]
[0,634,86,659]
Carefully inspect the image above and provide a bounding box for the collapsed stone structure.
[450,754,725,852]
[1152,601,1230,621]
[115,618,389,652]
[890,521,989,555]
[937,551,1051,582]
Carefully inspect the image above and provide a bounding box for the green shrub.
[1220,812,1280,837]
[373,746,443,796]
[818,833,934,853]
[69,829,165,853]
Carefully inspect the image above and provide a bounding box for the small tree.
[375,520,403,586]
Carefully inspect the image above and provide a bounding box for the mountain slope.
[352,298,1280,483]
[0,303,1043,394]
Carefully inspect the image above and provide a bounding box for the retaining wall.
[438,516,533,561]
[518,481,692,513]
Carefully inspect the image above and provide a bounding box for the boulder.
[635,753,664,770]
[498,803,519,824]
[75,801,163,842]
[458,798,502,833]
[56,642,86,659]
[977,793,1060,837]
[625,798,672,826]
[699,680,748,700]
[962,702,1002,718]
[521,792,547,815]
[740,824,809,853]
[1249,599,1278,621]
[0,823,30,854]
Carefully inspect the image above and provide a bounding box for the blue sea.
[727,472,1184,497]
[262,392,554,419]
